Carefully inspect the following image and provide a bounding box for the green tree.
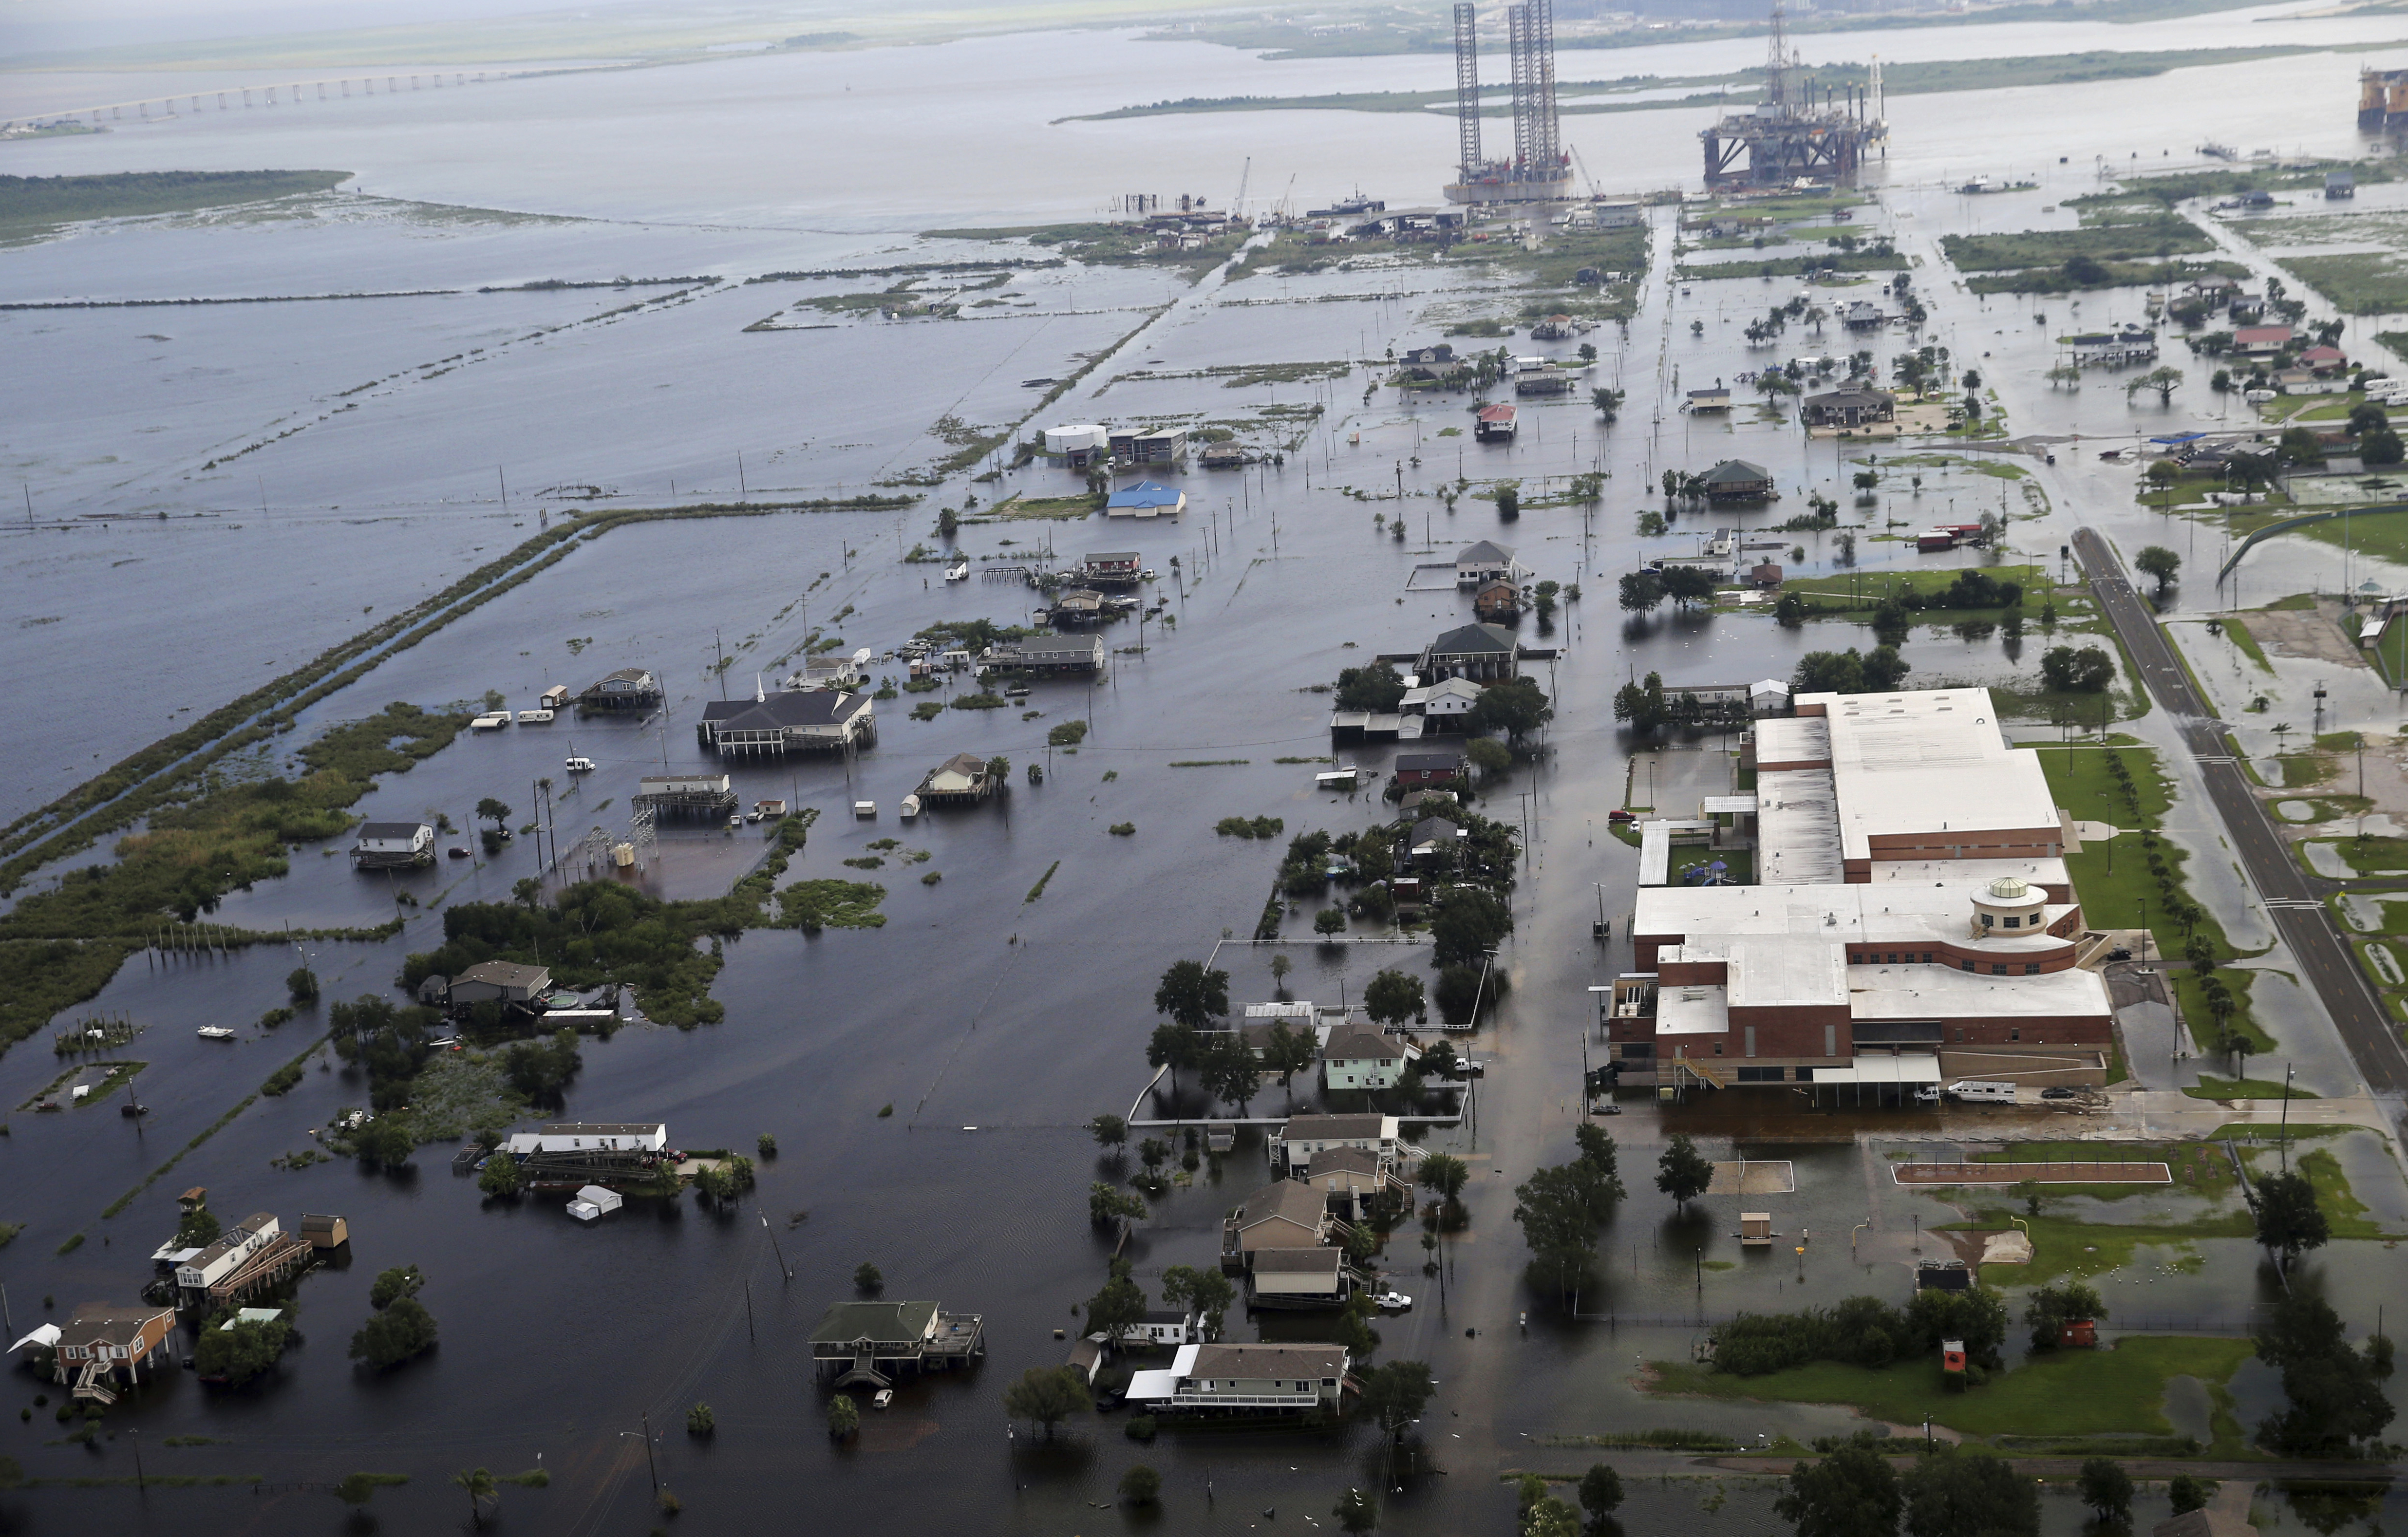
[1466,736,1514,777]
[1154,960,1230,1031]
[1614,670,1669,732]
[1001,1365,1091,1439]
[1618,570,1665,614]
[2244,1291,2398,1464]
[1514,1164,1602,1303]
[452,1467,499,1530]
[1469,675,1553,742]
[1901,1444,2035,1537]
[474,797,511,832]
[1662,567,1717,608]
[854,1261,883,1292]
[1085,1264,1149,1348]
[2077,1457,2132,1526]
[1335,663,1408,712]
[1201,1031,1262,1111]
[827,1390,860,1437]
[2253,1168,2330,1264]
[193,1316,291,1386]
[1262,1021,1319,1102]
[1418,1151,1470,1213]
[174,1204,222,1249]
[1089,1181,1148,1226]
[335,1472,406,1507]
[1496,484,1520,520]
[1364,969,1426,1029]
[1776,1432,1901,1537]
[1315,907,1347,937]
[1526,1495,1581,1537]
[2133,545,2181,597]
[352,1117,415,1170]
[1579,1462,1626,1524]
[1792,649,1865,695]
[349,1296,438,1370]
[1357,1358,1434,1439]
[1089,1113,1128,1152]
[1120,1464,1162,1504]
[2167,1475,2216,1515]
[286,967,319,1004]
[1906,1287,2010,1370]
[2363,427,2404,466]
[2024,1281,2107,1351]
[369,1265,425,1310]
[1430,887,1513,967]
[1590,386,1622,420]
[1656,1134,1712,1212]
[2039,644,2115,692]
[1159,1263,1237,1337]
[1147,1020,1204,1093]
[2125,365,2184,405]
[1269,952,1295,995]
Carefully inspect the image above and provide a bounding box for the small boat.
[196,1026,235,1041]
[899,794,922,821]
[854,801,877,819]
[470,712,510,731]
[564,756,595,773]
[515,709,555,725]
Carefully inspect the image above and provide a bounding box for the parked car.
[872,1389,894,1410]
[1608,809,1637,823]
[1373,1292,1412,1311]
[2039,1087,2080,1100]
[2107,947,2132,961]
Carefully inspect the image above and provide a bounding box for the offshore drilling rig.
[2360,67,2408,131]
[1443,0,1575,206]
[1699,0,1887,188]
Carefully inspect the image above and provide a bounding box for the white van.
[1944,1080,2019,1105]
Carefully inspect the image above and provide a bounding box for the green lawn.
[1651,1335,2254,1441]
[1961,1207,2253,1287]
[1973,1139,2237,1199]
[2277,252,2408,317]
[2295,507,2408,568]
[2217,618,2274,673]
[2306,835,2408,874]
[1782,563,2046,612]
[2034,741,2171,828]
[1667,846,1752,885]
[2184,1075,2315,1101]
[1941,217,2210,272]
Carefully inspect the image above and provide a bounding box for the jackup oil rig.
[2360,67,2408,131]
[1699,0,1887,189]
[1443,0,1575,207]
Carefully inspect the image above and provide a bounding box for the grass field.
[1650,1335,2253,1442]
[2184,1075,2315,1101]
[1781,562,2045,611]
[2271,252,2408,317]
[2307,834,2408,874]
[2218,617,2274,673]
[2033,740,2173,827]
[1940,217,2210,272]
[1679,250,1904,280]
[1963,258,2249,296]
[2294,506,2408,567]
[0,169,352,242]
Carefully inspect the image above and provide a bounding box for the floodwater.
[3,14,2408,1535]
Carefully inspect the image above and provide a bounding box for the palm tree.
[452,1467,498,1529]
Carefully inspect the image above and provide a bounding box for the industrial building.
[1700,0,1887,187]
[1615,688,2114,1099]
[2361,67,2408,131]
[1444,0,1574,206]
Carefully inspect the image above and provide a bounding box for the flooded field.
[6,9,2408,1534]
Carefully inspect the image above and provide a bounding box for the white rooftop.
[1756,769,1843,884]
[1810,1053,1942,1084]
[1727,936,1847,1009]
[1636,880,2077,954]
[1868,856,2070,891]
[1753,715,1830,765]
[1656,983,1729,1036]
[1847,962,2112,1021]
[1799,689,2062,862]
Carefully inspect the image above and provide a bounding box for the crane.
[1233,155,1251,222]
[1569,144,1603,202]
[1276,171,1298,225]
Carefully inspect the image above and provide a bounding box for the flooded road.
[4,14,2408,1535]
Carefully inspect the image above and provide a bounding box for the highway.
[2072,526,2408,1099]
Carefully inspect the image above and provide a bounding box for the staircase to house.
[72,1361,116,1405]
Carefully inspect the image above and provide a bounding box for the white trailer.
[1943,1080,2019,1104]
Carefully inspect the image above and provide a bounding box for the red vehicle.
[1608,809,1637,823]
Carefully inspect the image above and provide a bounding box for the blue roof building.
[1105,481,1186,518]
